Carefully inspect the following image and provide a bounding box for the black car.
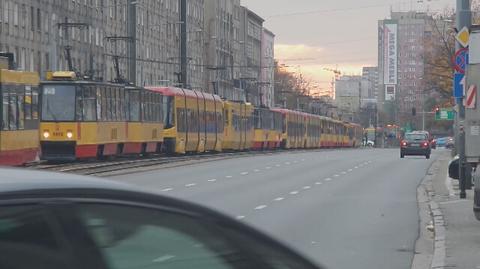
[0,169,321,269]
[400,132,432,159]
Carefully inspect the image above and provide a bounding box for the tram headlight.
[43,131,50,138]
[66,131,73,139]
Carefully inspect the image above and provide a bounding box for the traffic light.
[412,107,416,116]
[435,107,440,118]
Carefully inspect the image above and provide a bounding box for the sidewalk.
[414,150,480,269]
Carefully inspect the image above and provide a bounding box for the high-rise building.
[378,11,431,125]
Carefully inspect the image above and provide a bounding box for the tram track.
[27,150,290,176]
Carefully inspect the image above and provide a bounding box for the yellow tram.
[40,72,164,161]
[0,55,40,165]
[147,87,224,154]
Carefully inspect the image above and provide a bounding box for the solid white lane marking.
[207,179,217,182]
[240,172,249,175]
[290,191,299,195]
[255,205,267,210]
[315,182,323,185]
[254,169,260,172]
[225,175,233,178]
[325,178,333,181]
[161,188,173,192]
[274,197,285,201]
[236,216,245,220]
[185,183,196,187]
[303,186,311,190]
[266,166,272,170]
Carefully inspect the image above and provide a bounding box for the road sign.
[435,109,455,121]
[453,48,469,74]
[456,26,470,48]
[454,73,465,97]
[465,84,477,109]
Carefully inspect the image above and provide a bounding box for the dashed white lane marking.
[254,205,267,210]
[240,172,249,175]
[161,188,173,192]
[225,175,233,178]
[185,183,196,187]
[333,174,340,177]
[315,182,323,185]
[236,216,245,220]
[266,166,272,170]
[303,186,311,190]
[341,171,347,174]
[293,161,299,163]
[301,159,306,161]
[207,179,217,182]
[290,191,299,195]
[285,162,291,165]
[348,169,353,172]
[354,166,359,169]
[274,197,285,201]
[254,169,260,172]
[275,164,281,167]
[325,178,333,181]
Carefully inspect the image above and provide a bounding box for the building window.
[30,6,34,30]
[37,8,41,31]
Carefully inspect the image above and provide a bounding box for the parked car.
[0,169,322,269]
[400,132,432,159]
[436,137,448,147]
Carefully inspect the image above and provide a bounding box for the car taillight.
[422,142,429,147]
[401,141,408,147]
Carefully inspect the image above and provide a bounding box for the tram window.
[24,86,32,120]
[31,87,38,120]
[129,91,140,122]
[107,88,113,121]
[2,91,8,130]
[164,96,174,128]
[83,86,97,121]
[100,88,108,121]
[9,94,18,130]
[119,89,125,121]
[17,93,25,130]
[96,87,102,120]
[75,87,84,121]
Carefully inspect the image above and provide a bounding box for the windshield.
[41,85,76,121]
[405,133,427,141]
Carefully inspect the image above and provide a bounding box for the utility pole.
[457,0,472,199]
[127,0,137,85]
[180,0,188,88]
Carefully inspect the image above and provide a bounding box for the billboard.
[385,85,396,101]
[383,23,398,85]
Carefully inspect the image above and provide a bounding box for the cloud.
[274,43,375,90]
[275,44,324,62]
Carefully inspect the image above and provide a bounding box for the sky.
[241,0,454,96]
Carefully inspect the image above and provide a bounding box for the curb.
[430,200,446,269]
[412,157,446,269]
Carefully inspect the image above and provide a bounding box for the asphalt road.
[112,148,440,269]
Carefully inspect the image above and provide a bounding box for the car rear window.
[405,133,427,140]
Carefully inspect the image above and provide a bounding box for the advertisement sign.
[385,85,396,101]
[384,23,398,85]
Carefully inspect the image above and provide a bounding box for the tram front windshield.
[41,85,76,121]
